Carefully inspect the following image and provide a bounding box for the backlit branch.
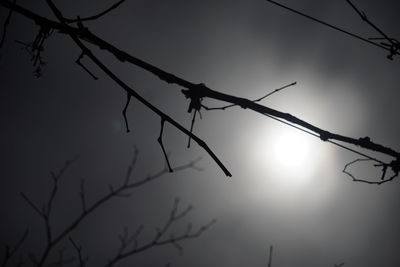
[343,158,399,185]
[1,0,399,183]
[202,81,296,111]
[346,0,399,60]
[265,0,399,60]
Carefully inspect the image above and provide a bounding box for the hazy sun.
[251,126,321,188]
[272,131,311,171]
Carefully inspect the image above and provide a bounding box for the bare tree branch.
[75,51,98,80]
[0,0,15,48]
[1,229,28,267]
[69,238,87,267]
[265,0,399,59]
[105,198,216,267]
[24,148,203,267]
[343,158,399,185]
[1,0,398,182]
[202,82,296,111]
[64,0,126,24]
[345,0,399,60]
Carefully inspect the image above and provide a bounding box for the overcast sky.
[1,0,400,266]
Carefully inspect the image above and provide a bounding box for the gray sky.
[1,0,400,266]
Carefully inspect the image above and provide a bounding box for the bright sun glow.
[250,126,322,189]
[272,131,311,172]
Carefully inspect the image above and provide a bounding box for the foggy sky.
[1,1,400,266]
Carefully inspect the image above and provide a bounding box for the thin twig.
[264,0,399,57]
[1,229,29,267]
[76,52,98,80]
[105,199,216,267]
[64,0,126,24]
[345,0,399,59]
[202,82,296,111]
[0,0,15,48]
[122,92,131,133]
[69,238,86,267]
[158,118,173,172]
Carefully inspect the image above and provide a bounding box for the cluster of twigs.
[266,0,400,60]
[0,0,398,184]
[1,150,213,267]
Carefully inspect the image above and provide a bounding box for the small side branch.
[202,82,296,111]
[64,0,126,24]
[1,229,29,267]
[264,0,399,58]
[69,238,87,267]
[158,118,173,172]
[76,52,98,80]
[105,199,216,267]
[345,0,399,60]
[342,158,399,185]
[122,92,131,133]
[0,0,15,48]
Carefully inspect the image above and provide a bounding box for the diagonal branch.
[0,0,15,48]
[1,229,29,267]
[64,0,126,24]
[264,0,399,58]
[105,199,216,267]
[158,118,173,172]
[345,0,399,60]
[1,0,399,181]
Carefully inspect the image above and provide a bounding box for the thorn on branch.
[157,118,173,172]
[122,92,132,133]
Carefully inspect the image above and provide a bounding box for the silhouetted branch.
[202,82,296,111]
[69,238,87,267]
[343,158,399,185]
[265,0,399,59]
[1,0,399,182]
[158,118,173,172]
[1,229,28,267]
[75,52,98,80]
[0,0,14,48]
[345,0,399,60]
[122,92,132,133]
[21,146,203,267]
[64,0,126,24]
[105,198,216,267]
